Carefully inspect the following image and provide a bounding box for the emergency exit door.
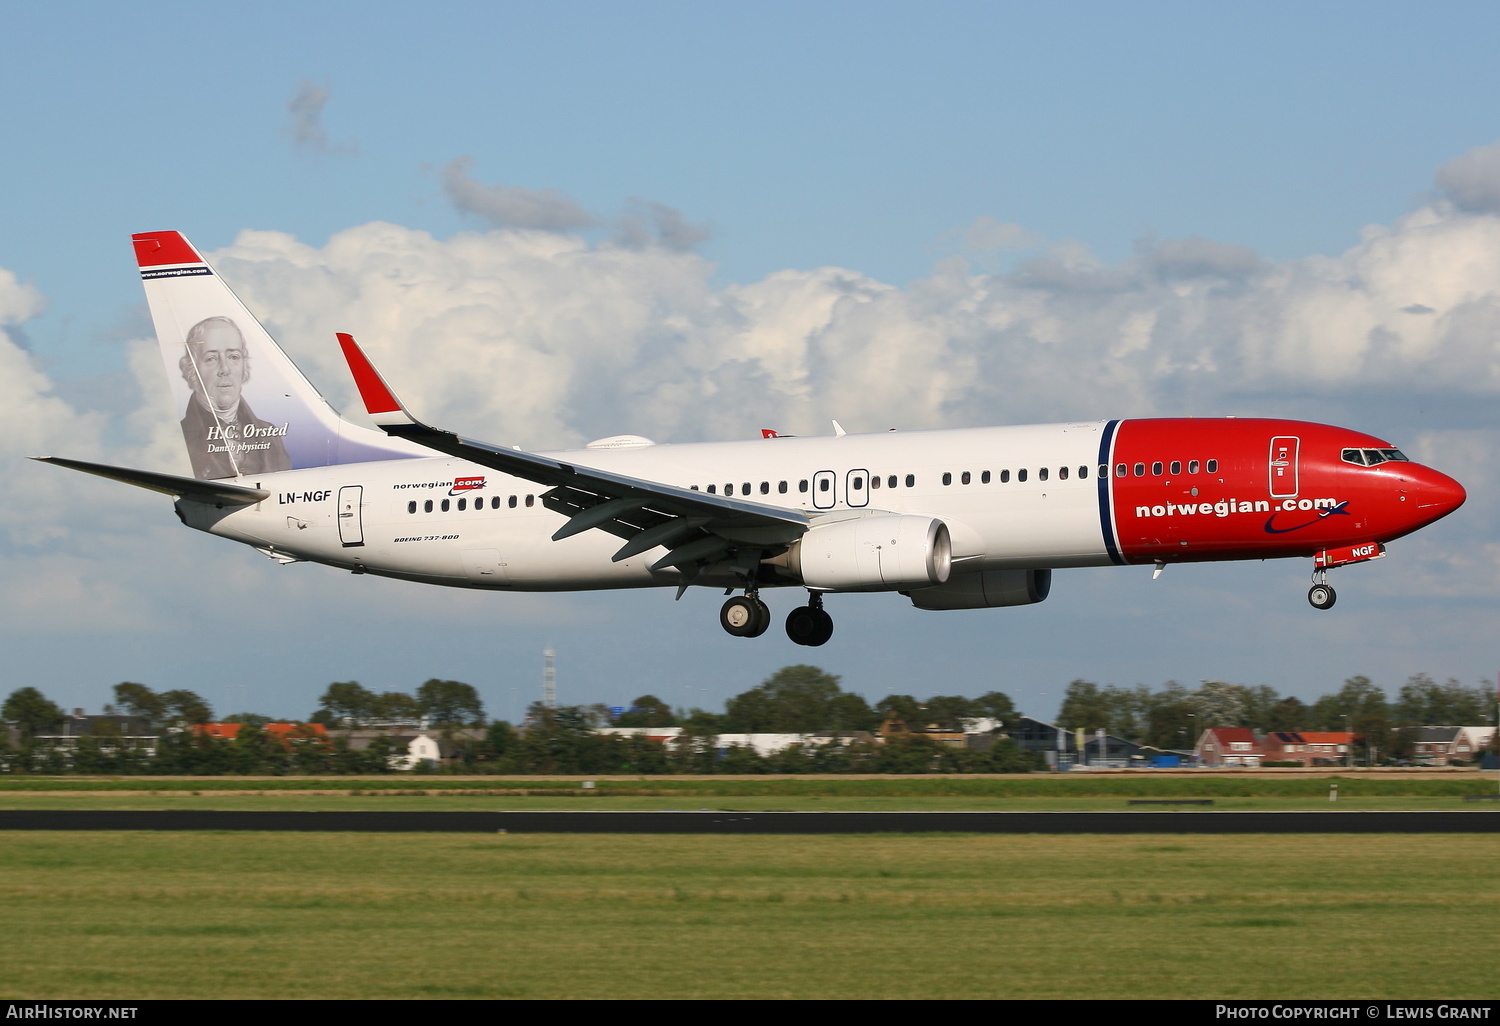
[338,485,365,546]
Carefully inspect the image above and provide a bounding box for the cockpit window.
[1342,447,1410,467]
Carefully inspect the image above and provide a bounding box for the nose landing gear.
[1308,569,1337,610]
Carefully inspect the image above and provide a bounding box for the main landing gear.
[720,592,772,637]
[1308,569,1337,610]
[718,590,835,646]
[785,592,834,647]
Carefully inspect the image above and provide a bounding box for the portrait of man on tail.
[179,315,291,479]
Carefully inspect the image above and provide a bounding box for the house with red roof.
[1194,727,1263,767]
[194,722,329,750]
[1261,731,1354,766]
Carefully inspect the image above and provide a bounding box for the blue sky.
[3,2,1498,723]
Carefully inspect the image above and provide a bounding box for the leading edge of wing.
[335,333,810,541]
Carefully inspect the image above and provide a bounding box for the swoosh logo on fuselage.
[1263,500,1351,534]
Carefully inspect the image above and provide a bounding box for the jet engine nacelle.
[907,568,1052,610]
[788,515,952,591]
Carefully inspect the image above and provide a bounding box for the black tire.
[785,606,821,645]
[721,596,761,636]
[745,598,771,638]
[1308,584,1337,610]
[808,608,835,646]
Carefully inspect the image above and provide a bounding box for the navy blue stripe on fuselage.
[1096,419,1124,565]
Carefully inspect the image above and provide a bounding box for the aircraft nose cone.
[1414,466,1466,521]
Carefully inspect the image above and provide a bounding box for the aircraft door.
[1269,437,1299,498]
[813,470,836,509]
[337,485,365,547]
[461,548,510,586]
[846,469,869,508]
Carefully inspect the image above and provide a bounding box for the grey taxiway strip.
[0,810,1496,833]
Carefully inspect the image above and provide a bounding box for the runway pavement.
[1,809,1497,833]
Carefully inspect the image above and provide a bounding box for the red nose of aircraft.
[1410,465,1466,526]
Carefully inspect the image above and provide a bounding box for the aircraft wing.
[32,456,270,506]
[336,334,809,572]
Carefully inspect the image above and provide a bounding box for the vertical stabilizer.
[133,231,422,480]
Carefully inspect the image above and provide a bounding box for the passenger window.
[690,484,700,491]
[1039,467,1049,481]
[707,485,716,494]
[800,480,809,493]
[960,471,970,485]
[871,476,881,489]
[852,476,864,490]
[778,481,788,494]
[981,470,991,484]
[888,475,898,488]
[509,495,517,508]
[407,501,416,514]
[905,474,915,487]
[457,498,467,511]
[1000,469,1010,483]
[1116,464,1127,477]
[491,496,500,509]
[526,495,535,507]
[725,484,734,496]
[1188,460,1200,474]
[1206,460,1218,473]
[441,499,450,512]
[942,472,952,486]
[743,482,751,495]
[1151,462,1163,476]
[1080,465,1089,479]
[1133,463,1145,477]
[424,499,433,513]
[1017,469,1028,483]
[819,478,830,492]
[1170,461,1181,475]
[1058,466,1068,480]
[760,482,770,494]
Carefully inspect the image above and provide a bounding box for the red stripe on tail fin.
[131,231,202,267]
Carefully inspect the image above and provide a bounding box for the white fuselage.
[184,422,1116,591]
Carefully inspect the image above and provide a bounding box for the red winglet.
[131,231,203,267]
[337,333,404,416]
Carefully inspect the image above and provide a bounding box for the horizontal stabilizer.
[33,457,269,506]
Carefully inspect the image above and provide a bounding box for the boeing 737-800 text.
[36,231,1467,646]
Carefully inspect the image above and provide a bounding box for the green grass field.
[2,830,1496,999]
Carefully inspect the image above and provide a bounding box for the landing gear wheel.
[786,606,835,646]
[1308,583,1337,610]
[746,598,771,637]
[785,606,819,645]
[721,596,771,637]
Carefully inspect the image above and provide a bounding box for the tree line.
[3,668,1494,775]
[0,667,1037,775]
[1055,674,1498,759]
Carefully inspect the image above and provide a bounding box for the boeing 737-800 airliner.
[37,231,1467,646]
